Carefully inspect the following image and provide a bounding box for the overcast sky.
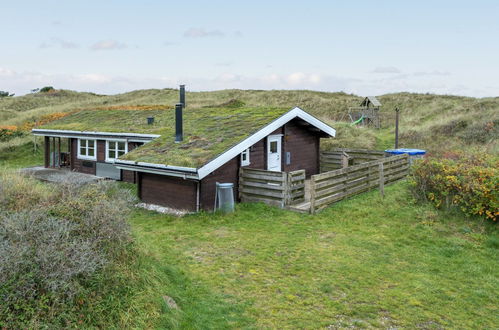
[1,0,498,97]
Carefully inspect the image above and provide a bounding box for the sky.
[1,0,498,97]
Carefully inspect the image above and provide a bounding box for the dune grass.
[128,182,498,329]
[0,140,43,168]
[2,89,498,154]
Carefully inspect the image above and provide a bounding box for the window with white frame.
[78,139,96,160]
[106,140,127,162]
[241,148,250,166]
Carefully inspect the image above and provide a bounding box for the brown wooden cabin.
[33,106,336,212]
[116,107,336,212]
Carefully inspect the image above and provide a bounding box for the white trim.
[240,148,250,167]
[32,128,160,139]
[77,138,97,161]
[114,159,197,173]
[114,162,199,179]
[105,140,128,163]
[197,107,335,179]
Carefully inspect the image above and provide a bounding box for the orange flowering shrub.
[410,152,498,221]
[0,126,24,142]
[22,112,71,131]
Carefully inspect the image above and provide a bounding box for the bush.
[0,126,24,142]
[39,86,55,93]
[409,152,498,221]
[0,173,136,327]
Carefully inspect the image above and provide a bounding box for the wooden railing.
[239,168,306,208]
[239,168,288,208]
[287,170,306,205]
[310,154,409,214]
[320,148,385,172]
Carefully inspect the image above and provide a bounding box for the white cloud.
[39,38,79,49]
[371,66,401,74]
[0,67,495,98]
[413,70,451,77]
[90,40,128,50]
[183,28,225,38]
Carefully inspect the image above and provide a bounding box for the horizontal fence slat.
[240,187,284,199]
[241,196,284,207]
[311,153,409,214]
[240,172,285,182]
[239,180,285,191]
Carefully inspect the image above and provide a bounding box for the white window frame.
[240,148,250,166]
[77,139,97,160]
[105,140,128,162]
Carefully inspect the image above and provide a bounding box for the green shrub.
[0,173,135,328]
[409,152,498,221]
[39,86,55,93]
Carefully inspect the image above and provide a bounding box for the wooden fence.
[239,168,306,208]
[310,154,409,214]
[287,170,306,205]
[320,148,385,172]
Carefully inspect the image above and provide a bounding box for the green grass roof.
[39,109,168,134]
[40,106,290,168]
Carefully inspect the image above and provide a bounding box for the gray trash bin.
[214,182,235,213]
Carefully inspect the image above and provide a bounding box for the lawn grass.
[128,182,498,328]
[0,141,43,168]
[1,145,497,328]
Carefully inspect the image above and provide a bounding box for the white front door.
[267,135,282,172]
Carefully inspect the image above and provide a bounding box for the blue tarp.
[385,148,426,155]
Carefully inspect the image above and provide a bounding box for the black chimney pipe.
[175,103,183,142]
[179,84,185,108]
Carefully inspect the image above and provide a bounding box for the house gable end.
[197,107,335,179]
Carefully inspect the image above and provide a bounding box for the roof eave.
[114,159,199,179]
[32,128,160,141]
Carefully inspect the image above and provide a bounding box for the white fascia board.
[32,128,160,140]
[197,107,335,179]
[114,159,198,173]
[115,163,199,179]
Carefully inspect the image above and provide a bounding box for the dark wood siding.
[140,173,198,211]
[97,140,106,162]
[122,170,136,183]
[283,119,320,177]
[246,139,265,169]
[44,136,50,168]
[200,157,239,211]
[70,138,96,175]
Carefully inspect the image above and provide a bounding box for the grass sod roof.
[39,106,291,168]
[39,109,169,135]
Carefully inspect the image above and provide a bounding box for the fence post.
[282,171,289,207]
[379,162,385,198]
[310,177,316,214]
[238,168,244,200]
[341,151,349,168]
